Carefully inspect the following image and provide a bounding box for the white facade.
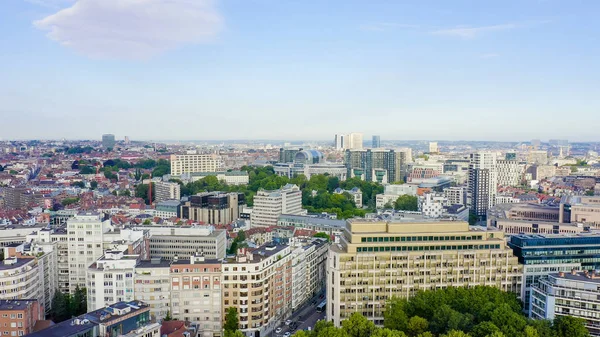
[497,159,521,187]
[291,247,308,311]
[348,133,364,150]
[134,259,171,321]
[419,193,446,218]
[170,153,222,176]
[185,171,250,185]
[251,184,304,227]
[67,213,114,293]
[444,186,465,206]
[154,181,180,202]
[429,142,438,153]
[86,251,138,311]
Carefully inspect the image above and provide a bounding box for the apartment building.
[0,300,43,337]
[139,226,226,261]
[277,214,346,238]
[87,251,140,311]
[497,159,521,187]
[184,171,250,185]
[468,152,498,218]
[531,271,600,337]
[0,256,43,310]
[154,181,181,203]
[444,186,466,206]
[251,184,303,227]
[170,153,222,176]
[170,254,222,337]
[508,234,600,314]
[419,193,446,218]
[180,192,245,225]
[222,244,293,337]
[327,219,522,326]
[345,149,406,184]
[134,258,171,321]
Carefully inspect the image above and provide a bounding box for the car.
[284,333,291,337]
[285,320,292,325]
[275,328,282,333]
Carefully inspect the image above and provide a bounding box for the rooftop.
[0,299,38,311]
[551,271,600,284]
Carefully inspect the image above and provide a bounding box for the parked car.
[284,333,291,337]
[285,320,292,325]
[276,327,282,333]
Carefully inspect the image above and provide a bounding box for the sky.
[1,0,600,142]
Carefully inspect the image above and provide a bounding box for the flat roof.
[0,299,38,311]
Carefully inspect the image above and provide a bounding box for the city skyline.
[2,0,600,141]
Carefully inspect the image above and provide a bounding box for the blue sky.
[1,0,599,142]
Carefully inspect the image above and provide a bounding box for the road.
[269,292,327,337]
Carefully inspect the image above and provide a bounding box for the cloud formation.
[34,0,222,59]
[431,23,516,39]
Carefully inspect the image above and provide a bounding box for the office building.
[505,152,517,160]
[444,186,466,206]
[468,152,498,218]
[509,234,600,314]
[277,214,346,237]
[170,153,222,176]
[102,134,116,149]
[154,181,180,203]
[372,135,381,148]
[531,271,600,337]
[376,183,420,208]
[279,147,302,163]
[294,150,324,164]
[527,150,548,165]
[134,258,171,321]
[0,300,43,337]
[273,162,348,181]
[4,187,42,210]
[28,301,157,337]
[142,226,227,260]
[154,200,181,219]
[251,184,303,227]
[334,134,345,150]
[124,136,130,144]
[87,251,139,311]
[348,132,364,150]
[429,142,438,154]
[170,254,222,337]
[180,192,245,225]
[327,219,522,326]
[419,193,446,218]
[497,159,521,187]
[345,149,406,184]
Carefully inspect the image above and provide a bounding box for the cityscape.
[2,1,600,337]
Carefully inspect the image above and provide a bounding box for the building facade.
[0,300,42,337]
[87,251,139,311]
[345,149,406,184]
[142,226,227,261]
[327,219,522,326]
[372,136,381,148]
[134,258,171,321]
[102,134,116,149]
[468,152,498,218]
[251,184,303,227]
[497,159,521,187]
[170,153,222,176]
[154,181,181,203]
[180,192,245,225]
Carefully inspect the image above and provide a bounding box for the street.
[269,292,327,337]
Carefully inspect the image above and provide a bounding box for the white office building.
[497,159,521,187]
[86,251,139,311]
[468,152,498,217]
[419,193,446,218]
[154,181,180,203]
[251,184,304,227]
[170,153,222,176]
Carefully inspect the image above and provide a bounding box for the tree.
[143,219,152,225]
[416,333,434,337]
[164,310,172,321]
[224,307,239,332]
[524,326,540,337]
[50,290,70,322]
[372,328,408,337]
[490,303,527,337]
[79,166,95,175]
[225,331,245,337]
[471,322,500,337]
[71,181,85,188]
[394,195,418,211]
[62,197,80,206]
[484,333,506,337]
[468,213,478,226]
[90,181,98,190]
[70,286,87,316]
[313,232,331,241]
[384,298,409,332]
[342,312,376,337]
[553,316,590,337]
[407,316,429,337]
[314,320,335,335]
[441,331,470,337]
[383,201,394,209]
[318,327,349,337]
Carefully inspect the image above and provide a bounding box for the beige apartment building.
[170,254,223,337]
[154,181,181,202]
[251,184,304,227]
[170,153,222,176]
[327,219,522,326]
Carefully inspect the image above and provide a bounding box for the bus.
[316,300,326,313]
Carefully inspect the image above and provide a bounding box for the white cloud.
[431,23,516,39]
[359,23,419,32]
[34,0,223,59]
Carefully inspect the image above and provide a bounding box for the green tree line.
[292,286,589,337]
[50,286,87,323]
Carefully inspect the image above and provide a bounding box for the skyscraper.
[334,134,345,150]
[467,152,498,218]
[429,142,439,154]
[102,134,116,148]
[344,149,406,183]
[348,132,363,150]
[372,135,381,148]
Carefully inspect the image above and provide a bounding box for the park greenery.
[50,286,87,323]
[171,166,383,219]
[228,230,247,255]
[382,194,419,211]
[291,286,589,337]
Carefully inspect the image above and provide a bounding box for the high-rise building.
[86,251,140,311]
[429,141,439,154]
[134,258,171,321]
[530,271,600,337]
[279,147,302,163]
[180,192,244,225]
[372,135,381,148]
[251,184,303,227]
[497,159,521,187]
[527,150,548,165]
[348,132,364,150]
[124,136,130,144]
[531,139,541,150]
[335,134,346,150]
[102,134,116,148]
[170,153,222,176]
[154,181,181,202]
[140,226,227,260]
[444,186,466,206]
[468,152,498,218]
[344,149,406,184]
[508,234,600,314]
[327,219,522,326]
